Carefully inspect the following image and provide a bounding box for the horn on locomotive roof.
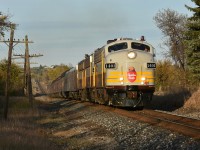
[107,38,133,44]
[140,36,145,41]
[107,39,117,44]
[85,54,89,58]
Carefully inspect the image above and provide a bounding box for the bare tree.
[154,9,187,70]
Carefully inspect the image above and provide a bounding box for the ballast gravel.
[39,100,200,150]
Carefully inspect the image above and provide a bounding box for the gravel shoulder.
[35,97,200,150]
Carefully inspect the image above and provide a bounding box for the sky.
[0,0,195,67]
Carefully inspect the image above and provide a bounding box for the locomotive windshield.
[108,42,128,52]
[131,42,150,52]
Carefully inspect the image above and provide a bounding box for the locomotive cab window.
[131,42,150,52]
[108,42,128,52]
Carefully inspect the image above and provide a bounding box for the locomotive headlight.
[128,52,136,59]
[141,77,146,81]
[120,77,124,81]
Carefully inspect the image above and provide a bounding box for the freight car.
[48,37,156,107]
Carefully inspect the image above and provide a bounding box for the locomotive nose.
[105,50,155,86]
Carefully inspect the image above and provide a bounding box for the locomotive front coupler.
[126,85,138,91]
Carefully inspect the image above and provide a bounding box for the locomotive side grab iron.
[48,37,156,108]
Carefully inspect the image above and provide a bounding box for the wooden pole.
[24,48,27,95]
[25,35,33,107]
[4,26,14,120]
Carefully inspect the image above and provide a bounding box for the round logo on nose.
[127,67,137,82]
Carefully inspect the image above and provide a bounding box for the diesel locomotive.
[48,37,156,107]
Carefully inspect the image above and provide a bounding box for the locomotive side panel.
[94,48,105,88]
[85,67,90,88]
[77,60,85,90]
[95,62,103,88]
[85,56,90,88]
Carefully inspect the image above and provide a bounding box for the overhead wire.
[0,30,42,67]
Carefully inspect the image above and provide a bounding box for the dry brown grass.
[0,96,59,150]
[184,87,200,109]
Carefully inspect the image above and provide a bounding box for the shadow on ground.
[145,90,191,111]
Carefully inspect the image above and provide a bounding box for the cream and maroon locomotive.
[48,36,156,108]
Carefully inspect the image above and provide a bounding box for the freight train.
[47,36,156,107]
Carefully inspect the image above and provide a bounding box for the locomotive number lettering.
[105,63,116,69]
[147,63,156,68]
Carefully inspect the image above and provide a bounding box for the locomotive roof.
[106,38,152,47]
[77,37,154,64]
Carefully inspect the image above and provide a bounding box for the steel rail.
[82,102,200,140]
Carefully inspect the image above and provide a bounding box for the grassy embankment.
[0,96,59,150]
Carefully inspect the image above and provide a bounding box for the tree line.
[154,0,200,92]
[32,64,71,84]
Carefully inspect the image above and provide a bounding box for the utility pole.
[13,36,43,106]
[13,53,43,94]
[0,34,35,114]
[25,35,33,106]
[4,25,14,120]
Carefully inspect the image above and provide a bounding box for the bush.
[155,60,187,92]
[0,59,24,96]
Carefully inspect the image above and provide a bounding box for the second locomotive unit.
[48,36,156,107]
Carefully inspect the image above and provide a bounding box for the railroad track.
[133,109,200,140]
[48,99,200,140]
[82,101,200,140]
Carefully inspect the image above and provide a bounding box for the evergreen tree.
[185,0,200,83]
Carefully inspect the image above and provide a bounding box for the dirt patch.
[53,126,89,138]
